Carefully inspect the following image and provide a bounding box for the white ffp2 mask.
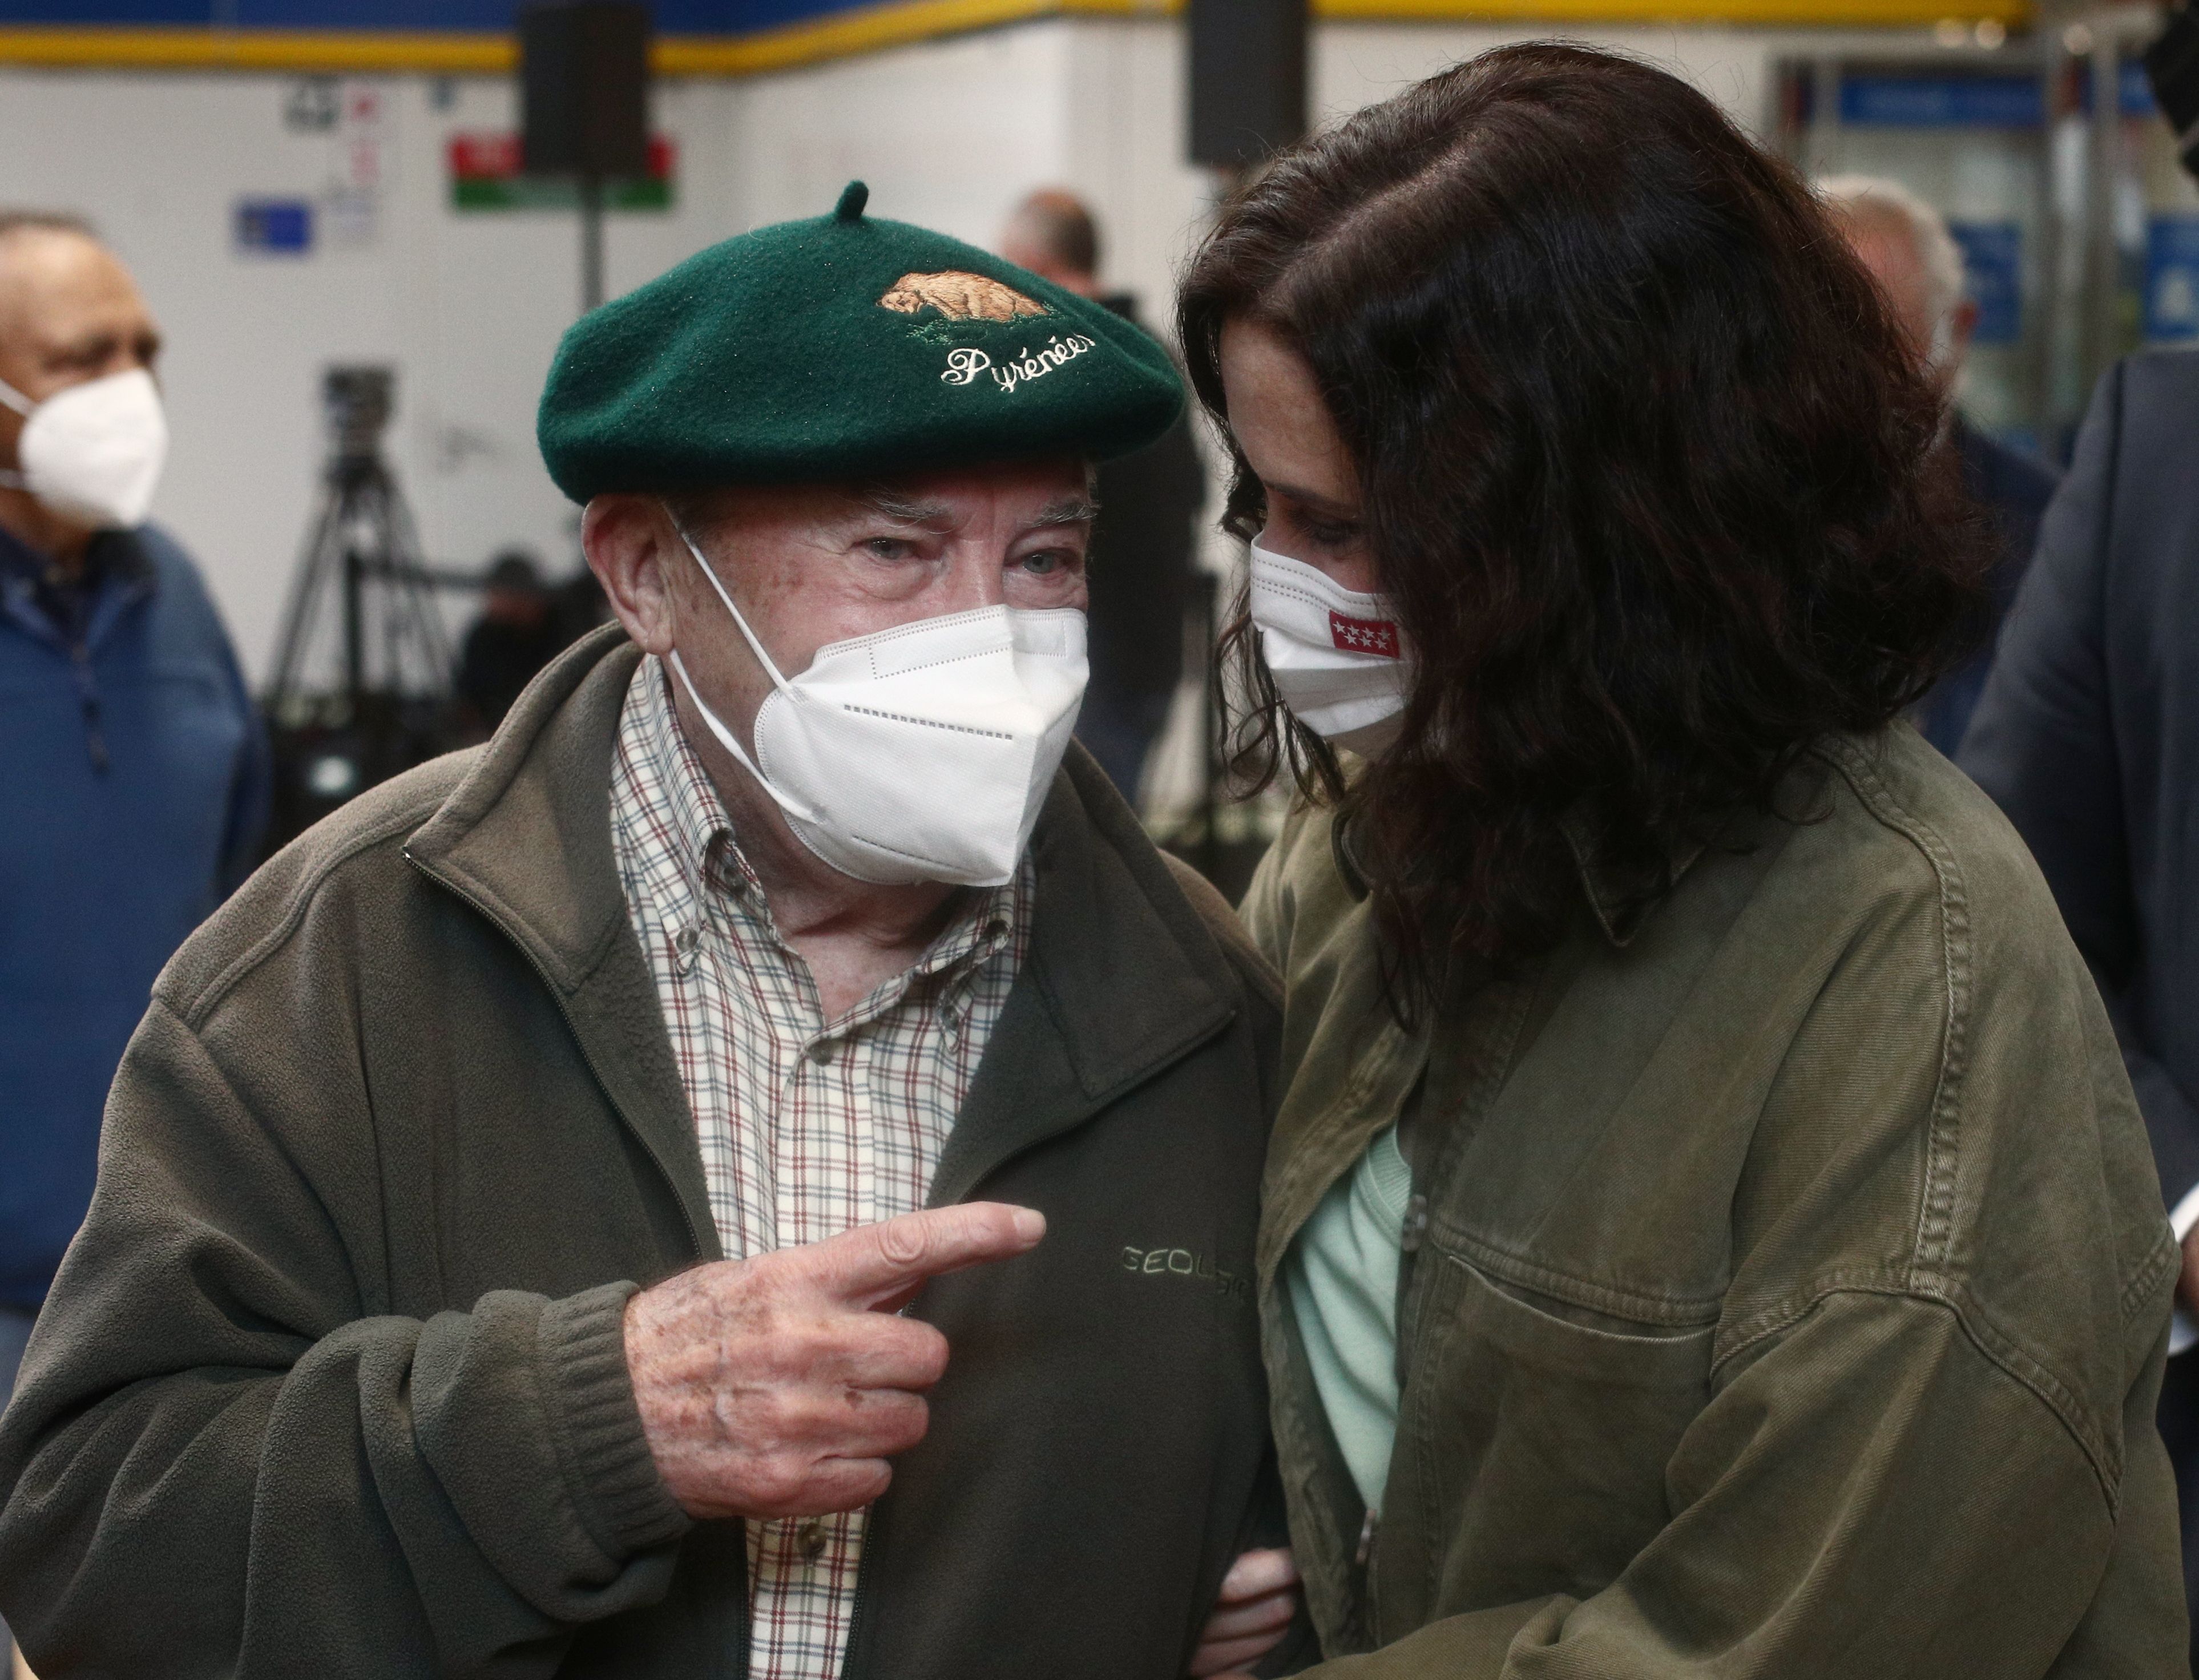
[1248,536,1411,756]
[0,368,168,530]
[664,528,1088,887]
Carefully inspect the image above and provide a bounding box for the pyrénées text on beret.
[536,181,1186,500]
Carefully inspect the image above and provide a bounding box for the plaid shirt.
[610,656,1031,1679]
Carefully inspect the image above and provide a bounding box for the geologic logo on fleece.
[1121,1245,1250,1301]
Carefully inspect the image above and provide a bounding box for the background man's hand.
[1189,1546,1300,1677]
[623,1201,1046,1520]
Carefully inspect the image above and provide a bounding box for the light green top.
[1283,1125,1414,1514]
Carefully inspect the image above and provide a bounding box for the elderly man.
[0,212,264,1451]
[1818,175,2059,756]
[0,185,1298,1678]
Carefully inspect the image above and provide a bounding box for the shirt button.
[673,927,699,955]
[799,1519,827,1561]
[808,1040,836,1065]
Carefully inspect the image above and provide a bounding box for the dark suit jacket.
[1960,349,2199,1215]
[1914,418,2059,757]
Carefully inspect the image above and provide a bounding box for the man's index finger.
[810,1203,1046,1309]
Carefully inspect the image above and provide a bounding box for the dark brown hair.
[1180,42,1990,1012]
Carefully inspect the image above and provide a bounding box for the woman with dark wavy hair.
[1185,42,2185,1677]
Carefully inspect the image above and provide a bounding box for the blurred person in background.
[454,546,564,736]
[0,210,264,1512]
[1819,175,2059,757]
[1183,44,2185,1675]
[1961,348,2199,1668]
[1000,188,1204,804]
[0,188,1301,1679]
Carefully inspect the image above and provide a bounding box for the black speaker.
[521,2,652,179]
[1187,0,1308,170]
[2148,3,2199,179]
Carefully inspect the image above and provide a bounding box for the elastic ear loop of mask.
[663,523,823,826]
[0,375,31,492]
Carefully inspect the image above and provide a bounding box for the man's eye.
[864,537,917,561]
[1019,549,1072,576]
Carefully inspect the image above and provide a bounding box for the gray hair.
[0,209,98,245]
[1815,175,1966,347]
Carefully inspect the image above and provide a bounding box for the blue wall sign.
[1948,220,2023,344]
[233,197,313,256]
[2146,216,2199,343]
[1840,74,2043,128]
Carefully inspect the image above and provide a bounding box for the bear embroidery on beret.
[878,271,1048,324]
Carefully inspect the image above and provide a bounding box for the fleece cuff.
[539,1281,691,1557]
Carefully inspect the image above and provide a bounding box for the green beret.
[536,181,1185,500]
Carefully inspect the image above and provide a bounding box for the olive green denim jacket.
[1244,724,2188,1677]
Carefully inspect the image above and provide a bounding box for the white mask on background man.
[1248,536,1411,756]
[0,368,168,530]
[664,525,1088,887]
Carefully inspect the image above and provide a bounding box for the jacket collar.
[1560,816,1706,949]
[402,623,1240,1244]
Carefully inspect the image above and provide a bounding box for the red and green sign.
[448,133,676,212]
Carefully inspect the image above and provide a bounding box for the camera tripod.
[264,366,454,850]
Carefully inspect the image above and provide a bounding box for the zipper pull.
[1355,1506,1378,1566]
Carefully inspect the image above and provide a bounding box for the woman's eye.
[1304,519,1359,547]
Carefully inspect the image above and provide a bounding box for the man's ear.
[583,494,680,656]
[1950,297,1980,361]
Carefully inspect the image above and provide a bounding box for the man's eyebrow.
[853,486,956,527]
[1026,495,1101,530]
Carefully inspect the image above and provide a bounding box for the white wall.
[0,17,1920,682]
[0,66,753,680]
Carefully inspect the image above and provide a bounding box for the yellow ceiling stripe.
[0,0,2032,80]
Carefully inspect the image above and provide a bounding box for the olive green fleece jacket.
[1244,724,2187,1677]
[0,627,1297,1679]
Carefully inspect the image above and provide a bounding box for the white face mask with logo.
[0,368,168,530]
[1248,536,1411,756]
[664,525,1088,887]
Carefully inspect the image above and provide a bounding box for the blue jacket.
[1,524,268,1309]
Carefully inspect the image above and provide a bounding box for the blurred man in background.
[454,546,564,736]
[0,209,265,1658]
[1820,175,2059,756]
[1000,189,1204,804]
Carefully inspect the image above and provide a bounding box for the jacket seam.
[1810,737,1972,1277]
[2123,1223,2178,1321]
[1712,1276,2121,1509]
[170,789,455,1032]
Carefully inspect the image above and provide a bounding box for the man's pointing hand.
[624,1202,1046,1521]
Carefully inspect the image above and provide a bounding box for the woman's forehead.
[1217,319,1357,506]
